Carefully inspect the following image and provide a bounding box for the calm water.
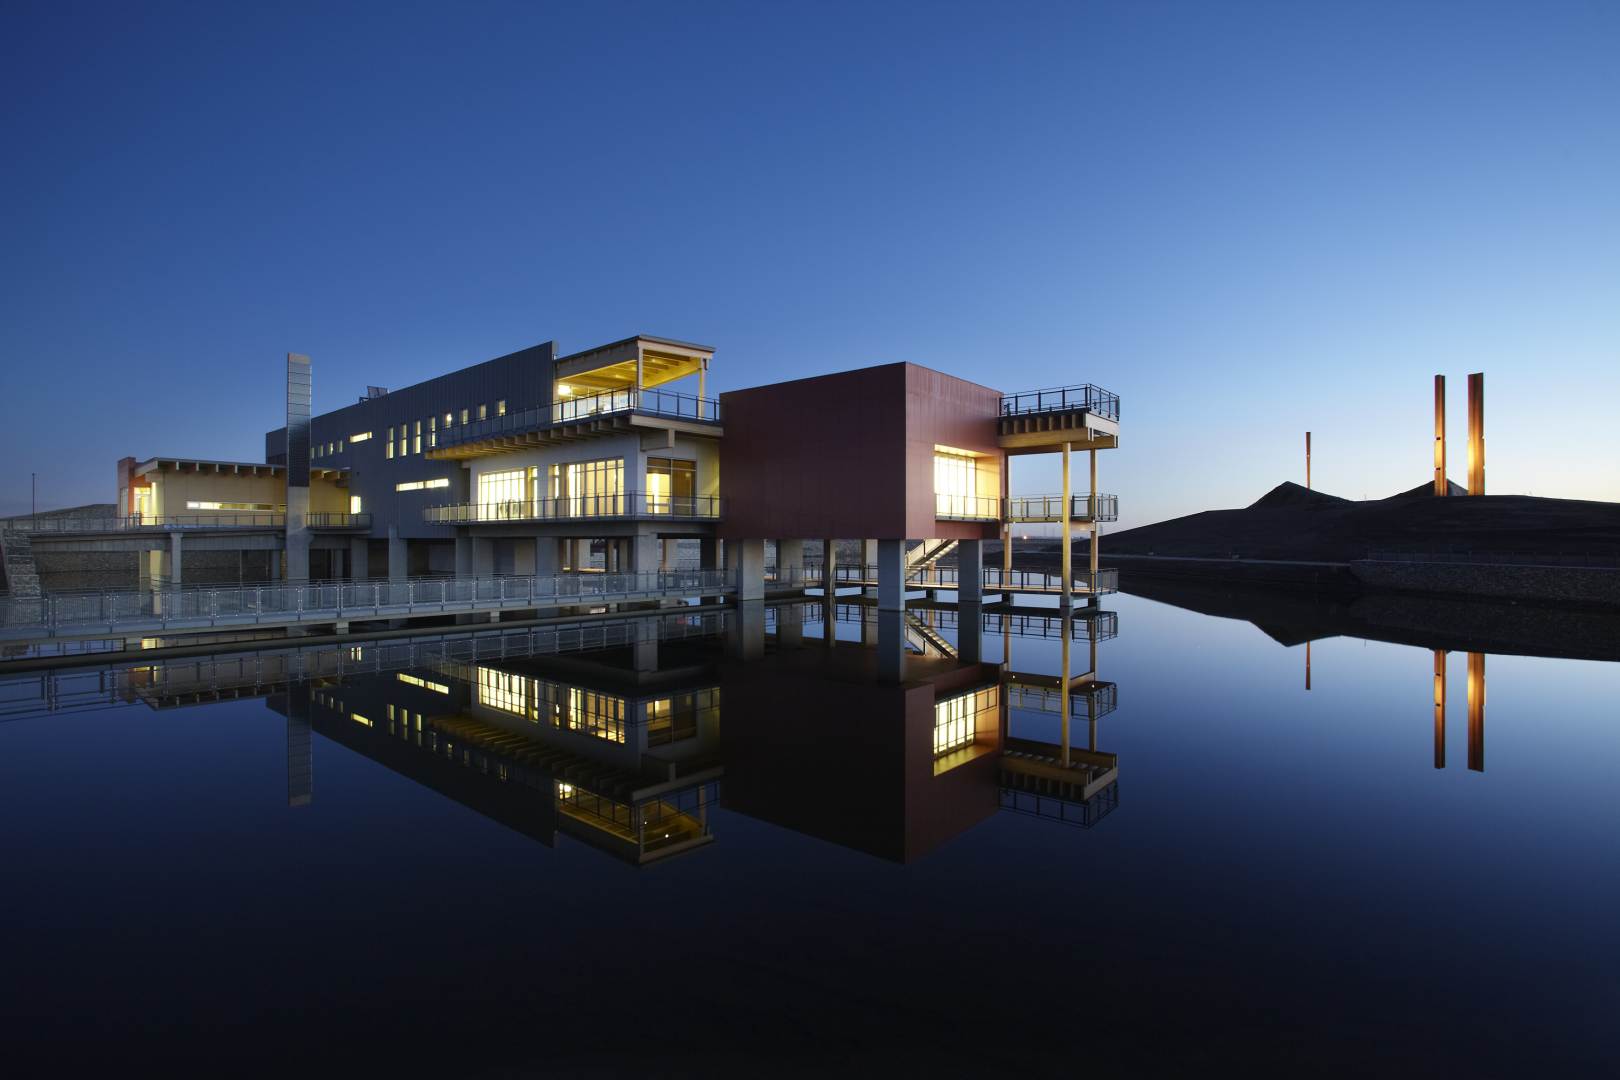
[2,590,1617,1076]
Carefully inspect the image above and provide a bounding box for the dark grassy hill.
[1101,483,1620,563]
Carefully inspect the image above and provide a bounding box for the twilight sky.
[3,1,1616,528]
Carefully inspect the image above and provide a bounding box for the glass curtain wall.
[934,450,978,518]
[645,457,696,514]
[548,458,625,517]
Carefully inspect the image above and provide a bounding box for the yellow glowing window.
[478,468,529,507]
[185,501,280,512]
[566,687,626,743]
[477,667,533,719]
[386,426,395,459]
[429,415,437,447]
[478,404,488,420]
[351,712,373,727]
[350,431,371,443]
[414,420,423,455]
[460,408,469,424]
[394,478,451,492]
[933,686,997,756]
[349,495,362,514]
[496,400,507,416]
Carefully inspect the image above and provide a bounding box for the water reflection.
[0,600,1127,865]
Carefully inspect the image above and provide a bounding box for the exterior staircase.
[0,529,41,599]
[905,539,958,582]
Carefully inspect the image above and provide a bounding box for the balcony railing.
[434,386,721,451]
[1000,384,1120,421]
[934,493,1001,521]
[424,492,723,525]
[3,514,286,533]
[1005,494,1119,522]
[306,512,373,530]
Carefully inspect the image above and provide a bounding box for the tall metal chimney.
[1434,374,1447,495]
[1467,372,1485,495]
[285,353,312,580]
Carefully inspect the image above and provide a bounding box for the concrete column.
[820,538,838,646]
[349,537,369,581]
[138,548,154,590]
[699,537,720,571]
[726,600,765,661]
[863,540,878,576]
[285,486,310,582]
[876,538,904,612]
[776,538,806,589]
[454,531,474,578]
[630,529,660,575]
[958,538,982,606]
[387,526,407,583]
[472,537,496,579]
[876,609,904,682]
[777,601,804,648]
[632,612,659,672]
[661,538,679,571]
[268,547,281,581]
[168,530,184,587]
[1060,441,1072,609]
[728,538,765,602]
[534,534,559,577]
[574,538,592,571]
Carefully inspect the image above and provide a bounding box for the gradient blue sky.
[3,1,1616,527]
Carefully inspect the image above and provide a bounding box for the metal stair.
[905,538,958,582]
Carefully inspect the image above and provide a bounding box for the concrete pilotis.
[776,538,806,589]
[661,538,679,571]
[349,537,369,581]
[454,532,474,578]
[958,539,982,606]
[387,526,406,583]
[875,538,905,681]
[728,538,765,601]
[630,530,660,574]
[168,530,183,586]
[727,600,765,660]
[534,535,559,577]
[472,537,496,578]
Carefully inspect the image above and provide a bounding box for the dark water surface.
[2,591,1616,1076]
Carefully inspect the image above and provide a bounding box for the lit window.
[444,411,453,428]
[429,415,437,447]
[460,408,469,424]
[414,420,423,455]
[933,449,978,517]
[496,400,506,416]
[933,686,998,756]
[394,478,451,492]
[349,495,362,514]
[397,673,450,694]
[386,426,395,459]
[350,431,372,443]
[478,404,488,420]
[186,501,280,512]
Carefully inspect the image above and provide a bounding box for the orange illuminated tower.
[1467,373,1485,495]
[1434,375,1447,496]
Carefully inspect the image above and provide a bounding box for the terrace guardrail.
[4,514,286,533]
[0,570,734,641]
[1006,494,1119,522]
[306,513,373,529]
[935,493,1001,521]
[434,386,721,451]
[1000,384,1120,421]
[424,493,723,525]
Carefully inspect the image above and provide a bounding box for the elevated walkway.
[0,570,733,646]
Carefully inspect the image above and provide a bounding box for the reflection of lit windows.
[397,672,450,694]
[567,687,626,743]
[934,686,997,756]
[351,712,373,727]
[477,667,532,718]
[647,689,715,746]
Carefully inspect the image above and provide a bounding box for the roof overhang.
[554,335,712,395]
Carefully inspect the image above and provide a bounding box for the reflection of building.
[276,655,723,866]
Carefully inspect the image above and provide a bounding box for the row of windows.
[308,401,510,462]
[934,685,999,756]
[396,478,450,492]
[184,500,282,512]
[474,457,698,505]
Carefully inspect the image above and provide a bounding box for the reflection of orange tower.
[1467,651,1485,771]
[1433,649,1446,768]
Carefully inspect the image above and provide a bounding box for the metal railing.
[1005,494,1119,522]
[306,513,373,529]
[433,386,721,451]
[4,513,286,533]
[424,493,723,524]
[1000,384,1120,421]
[817,564,1120,595]
[0,570,734,639]
[934,493,1001,521]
